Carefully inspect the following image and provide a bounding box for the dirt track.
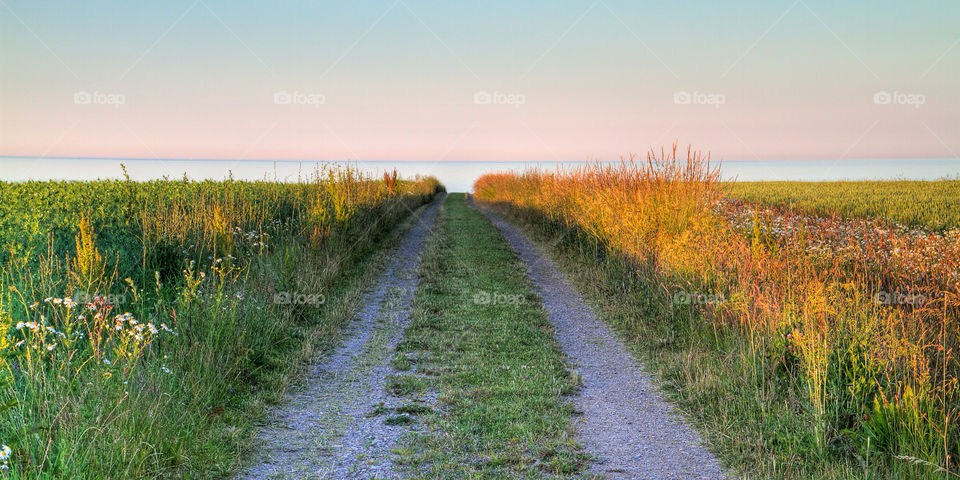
[238,197,441,480]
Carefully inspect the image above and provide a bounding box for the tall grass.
[0,167,443,478]
[474,145,958,478]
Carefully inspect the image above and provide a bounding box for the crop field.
[0,168,443,478]
[726,180,960,232]
[473,148,959,479]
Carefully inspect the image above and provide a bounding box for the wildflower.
[0,445,12,461]
[103,358,111,365]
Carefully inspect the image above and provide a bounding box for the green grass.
[725,180,960,231]
[392,193,587,478]
[0,173,443,478]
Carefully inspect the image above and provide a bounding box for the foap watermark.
[673,91,725,109]
[73,291,127,306]
[472,291,526,306]
[273,291,326,306]
[274,90,326,109]
[473,90,525,109]
[873,90,925,109]
[673,291,726,305]
[74,90,126,109]
[873,291,926,306]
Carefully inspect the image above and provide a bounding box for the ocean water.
[1,157,958,192]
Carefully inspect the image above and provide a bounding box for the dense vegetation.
[474,149,959,479]
[726,180,960,232]
[0,167,443,478]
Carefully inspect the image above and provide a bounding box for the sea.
[1,157,958,193]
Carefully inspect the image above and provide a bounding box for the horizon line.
[2,154,959,164]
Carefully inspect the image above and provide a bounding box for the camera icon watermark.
[273,291,326,305]
[673,291,725,305]
[473,90,525,109]
[673,91,725,109]
[274,90,326,109]
[74,90,126,109]
[873,91,925,109]
[472,291,526,306]
[73,290,127,306]
[873,290,926,306]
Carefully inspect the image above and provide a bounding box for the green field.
[724,180,960,231]
[0,171,443,478]
[3,171,958,479]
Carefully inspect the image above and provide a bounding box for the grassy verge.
[482,201,944,479]
[391,193,586,479]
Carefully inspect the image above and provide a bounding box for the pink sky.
[2,1,958,162]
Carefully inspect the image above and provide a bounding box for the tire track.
[239,196,442,480]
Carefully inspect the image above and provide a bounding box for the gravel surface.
[239,197,441,480]
[475,202,727,480]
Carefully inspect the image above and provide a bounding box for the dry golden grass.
[474,145,958,477]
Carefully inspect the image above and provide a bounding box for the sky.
[1,0,958,163]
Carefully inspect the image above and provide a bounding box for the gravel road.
[475,201,727,480]
[238,196,441,480]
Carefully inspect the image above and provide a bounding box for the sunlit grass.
[474,145,958,478]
